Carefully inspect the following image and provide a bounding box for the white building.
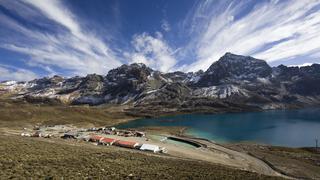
[139,144,161,153]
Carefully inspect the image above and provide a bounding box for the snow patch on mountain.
[193,85,248,99]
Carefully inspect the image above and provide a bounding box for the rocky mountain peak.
[208,52,270,72]
[28,75,64,90]
[106,63,153,83]
[51,75,64,82]
[196,53,272,86]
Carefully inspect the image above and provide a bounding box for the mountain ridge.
[1,53,320,115]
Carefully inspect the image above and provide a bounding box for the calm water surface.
[117,108,320,147]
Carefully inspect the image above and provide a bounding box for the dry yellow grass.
[0,135,283,179]
[0,97,135,129]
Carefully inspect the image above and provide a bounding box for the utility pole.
[316,138,318,152]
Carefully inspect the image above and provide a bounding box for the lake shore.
[119,107,320,147]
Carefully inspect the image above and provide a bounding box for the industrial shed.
[140,144,161,153]
[89,135,103,142]
[99,137,116,145]
[113,140,140,149]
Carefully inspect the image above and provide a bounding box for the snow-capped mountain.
[1,53,320,114]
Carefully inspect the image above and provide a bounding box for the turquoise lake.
[117,108,320,147]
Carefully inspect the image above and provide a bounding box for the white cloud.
[1,0,320,77]
[182,0,320,72]
[0,0,122,76]
[126,32,177,72]
[288,63,313,67]
[24,0,80,35]
[161,19,171,32]
[0,65,37,81]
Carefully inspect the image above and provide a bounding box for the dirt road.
[192,138,287,177]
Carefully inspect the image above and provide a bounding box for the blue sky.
[1,0,320,81]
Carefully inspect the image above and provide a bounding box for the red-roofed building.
[99,137,116,145]
[113,140,140,149]
[89,135,103,142]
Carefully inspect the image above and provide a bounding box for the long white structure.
[139,144,161,153]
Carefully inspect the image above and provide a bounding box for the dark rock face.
[57,76,82,95]
[276,64,320,81]
[79,74,104,92]
[289,78,320,95]
[71,74,105,105]
[163,71,188,83]
[106,63,152,83]
[197,53,272,86]
[275,64,320,96]
[2,53,320,114]
[29,75,64,90]
[136,82,192,107]
[101,63,156,104]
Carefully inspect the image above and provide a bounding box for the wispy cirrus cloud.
[0,0,122,77]
[125,32,177,72]
[1,0,320,81]
[180,0,320,71]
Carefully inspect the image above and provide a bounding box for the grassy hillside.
[0,97,134,129]
[0,135,282,179]
[226,144,320,179]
